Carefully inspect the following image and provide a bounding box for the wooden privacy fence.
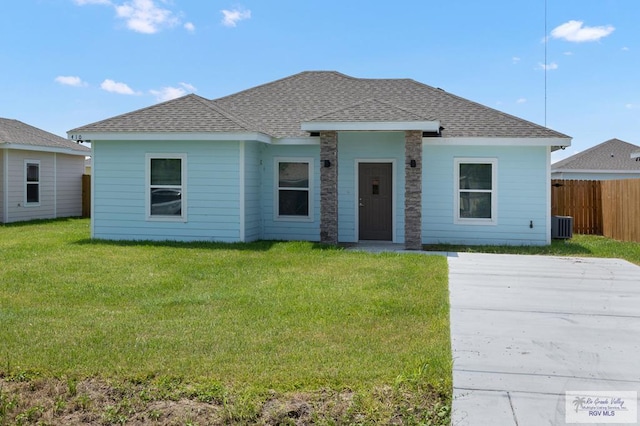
[551,179,602,235]
[82,174,91,218]
[551,178,640,242]
[601,179,640,243]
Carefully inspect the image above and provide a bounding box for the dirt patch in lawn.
[0,377,450,425]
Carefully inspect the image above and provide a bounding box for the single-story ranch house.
[69,71,571,248]
[1,118,90,223]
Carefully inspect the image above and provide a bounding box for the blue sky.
[1,0,636,162]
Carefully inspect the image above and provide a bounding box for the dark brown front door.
[358,163,392,240]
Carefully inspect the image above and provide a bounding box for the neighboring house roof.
[70,71,569,140]
[551,138,640,172]
[0,118,90,154]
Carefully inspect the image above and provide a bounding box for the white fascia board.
[68,132,272,143]
[423,137,572,147]
[301,121,440,132]
[272,137,320,145]
[1,143,89,156]
[550,169,640,174]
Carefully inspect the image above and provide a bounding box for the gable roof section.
[68,94,262,135]
[214,71,568,139]
[552,139,640,171]
[70,71,570,141]
[0,118,90,154]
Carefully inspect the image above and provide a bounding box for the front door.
[358,162,393,240]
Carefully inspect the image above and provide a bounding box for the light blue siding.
[261,144,320,241]
[93,140,241,242]
[243,141,262,242]
[423,144,549,245]
[338,132,405,243]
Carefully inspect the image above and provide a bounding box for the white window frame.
[454,157,497,225]
[24,160,40,206]
[274,157,314,222]
[146,153,187,222]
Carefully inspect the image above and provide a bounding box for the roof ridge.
[190,95,268,134]
[213,71,354,102]
[306,97,433,122]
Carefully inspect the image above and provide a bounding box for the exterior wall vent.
[551,215,573,239]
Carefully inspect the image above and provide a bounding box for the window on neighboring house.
[147,155,186,220]
[25,161,40,205]
[276,159,313,220]
[455,158,497,224]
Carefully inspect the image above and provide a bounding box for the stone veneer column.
[320,131,338,244]
[404,130,423,250]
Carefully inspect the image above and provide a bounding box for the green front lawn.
[0,219,451,425]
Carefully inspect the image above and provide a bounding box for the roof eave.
[0,142,90,156]
[424,137,571,148]
[68,131,273,144]
[551,168,640,174]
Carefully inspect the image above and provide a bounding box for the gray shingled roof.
[0,118,90,153]
[551,139,640,171]
[71,71,570,140]
[306,98,434,123]
[69,94,260,134]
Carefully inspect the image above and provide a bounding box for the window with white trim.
[454,158,497,224]
[275,159,313,220]
[25,161,40,205]
[147,154,186,220]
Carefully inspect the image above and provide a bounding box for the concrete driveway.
[448,253,640,425]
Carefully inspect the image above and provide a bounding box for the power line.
[544,0,548,127]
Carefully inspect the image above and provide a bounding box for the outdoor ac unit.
[551,215,573,239]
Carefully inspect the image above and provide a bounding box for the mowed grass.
[0,219,451,423]
[425,234,640,265]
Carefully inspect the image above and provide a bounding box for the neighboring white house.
[1,118,90,223]
[551,138,640,180]
[69,71,571,247]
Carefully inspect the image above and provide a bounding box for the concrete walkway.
[448,253,640,425]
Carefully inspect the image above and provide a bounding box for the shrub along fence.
[551,179,640,242]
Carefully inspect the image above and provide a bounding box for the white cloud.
[115,0,179,34]
[55,75,88,87]
[512,56,521,64]
[622,46,630,51]
[221,8,251,27]
[625,103,637,109]
[101,79,138,95]
[564,51,573,56]
[516,98,527,104]
[75,0,189,34]
[538,62,558,71]
[150,82,197,102]
[550,20,615,42]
